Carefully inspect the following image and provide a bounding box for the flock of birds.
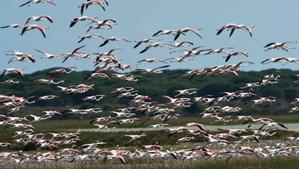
[0,0,298,165]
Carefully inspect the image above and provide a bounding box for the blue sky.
[1,0,299,73]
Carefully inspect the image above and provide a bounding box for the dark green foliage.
[1,68,299,117]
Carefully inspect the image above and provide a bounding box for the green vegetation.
[2,68,299,119]
[1,157,299,169]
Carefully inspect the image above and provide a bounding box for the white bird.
[217,23,253,37]
[125,133,146,143]
[139,42,165,54]
[152,29,177,37]
[80,0,108,16]
[137,58,167,64]
[0,24,25,29]
[98,36,131,47]
[204,47,234,55]
[69,16,98,28]
[1,68,24,79]
[0,79,19,84]
[25,16,53,24]
[38,95,58,101]
[35,49,61,59]
[83,95,105,101]
[86,18,117,32]
[224,51,249,62]
[6,50,36,63]
[62,45,86,63]
[19,0,56,7]
[136,65,170,74]
[21,24,47,38]
[264,41,297,52]
[174,88,198,97]
[261,57,299,64]
[77,34,101,43]
[174,28,203,41]
[35,78,64,85]
[50,67,76,78]
[94,124,108,129]
[167,41,194,48]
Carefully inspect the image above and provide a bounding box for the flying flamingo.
[21,24,47,38]
[174,28,203,41]
[1,68,24,79]
[25,16,53,24]
[19,0,56,7]
[80,0,109,16]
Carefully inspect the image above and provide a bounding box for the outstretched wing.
[70,18,78,28]
[264,42,276,48]
[229,28,235,38]
[216,26,225,35]
[19,0,32,7]
[37,27,47,38]
[99,39,110,47]
[174,32,182,41]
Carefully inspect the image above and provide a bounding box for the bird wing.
[36,27,47,38]
[152,65,170,72]
[0,70,6,78]
[25,17,32,24]
[19,0,32,7]
[264,42,276,48]
[240,52,249,57]
[27,55,36,63]
[46,0,57,6]
[133,41,143,48]
[86,26,93,33]
[204,50,214,55]
[216,26,225,35]
[261,59,270,64]
[139,46,150,54]
[99,39,110,47]
[89,119,96,125]
[152,30,162,37]
[182,41,194,46]
[174,32,182,41]
[275,57,288,62]
[80,3,86,16]
[21,27,28,36]
[77,37,85,44]
[62,56,70,63]
[44,16,54,23]
[225,54,232,62]
[71,45,85,55]
[103,0,109,6]
[35,49,47,56]
[16,70,24,79]
[278,122,288,129]
[191,29,203,39]
[0,25,10,29]
[241,26,253,37]
[70,18,78,28]
[97,2,106,11]
[8,57,15,64]
[229,28,235,38]
[137,59,145,63]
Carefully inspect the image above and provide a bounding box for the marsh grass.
[0,157,298,169]
[0,126,297,150]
